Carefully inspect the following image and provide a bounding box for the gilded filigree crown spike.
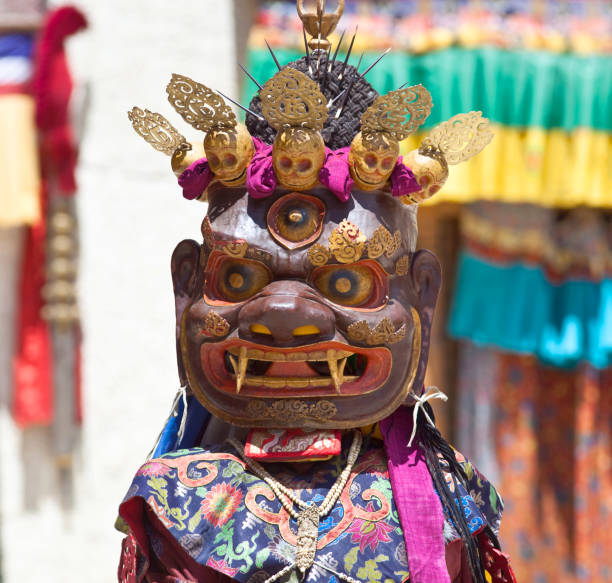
[420,111,493,165]
[165,73,254,187]
[127,107,205,177]
[260,68,329,192]
[297,0,344,51]
[348,85,433,191]
[166,74,237,133]
[402,111,494,205]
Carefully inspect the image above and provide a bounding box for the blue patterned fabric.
[120,437,502,582]
[448,252,612,369]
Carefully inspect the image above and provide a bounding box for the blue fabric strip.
[448,252,612,369]
[0,34,34,58]
[151,395,212,459]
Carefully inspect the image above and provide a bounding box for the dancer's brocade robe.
[118,438,502,583]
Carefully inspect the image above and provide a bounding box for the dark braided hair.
[419,402,488,583]
[246,49,379,149]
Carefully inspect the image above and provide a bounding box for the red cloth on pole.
[12,6,87,427]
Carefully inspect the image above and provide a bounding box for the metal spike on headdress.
[359,47,391,79]
[238,62,263,90]
[328,29,345,72]
[338,26,357,81]
[216,90,264,121]
[302,25,312,75]
[265,39,282,71]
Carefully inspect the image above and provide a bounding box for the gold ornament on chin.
[402,111,494,204]
[166,73,253,186]
[260,68,328,192]
[349,84,433,191]
[127,107,205,177]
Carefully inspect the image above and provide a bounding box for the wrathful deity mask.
[128,32,493,430]
[172,185,439,429]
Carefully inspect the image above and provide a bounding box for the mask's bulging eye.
[312,262,387,308]
[210,257,272,303]
[267,193,326,250]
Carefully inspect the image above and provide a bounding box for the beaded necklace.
[227,430,363,582]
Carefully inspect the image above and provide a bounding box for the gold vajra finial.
[297,0,344,51]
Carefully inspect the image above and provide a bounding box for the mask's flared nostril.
[292,325,321,337]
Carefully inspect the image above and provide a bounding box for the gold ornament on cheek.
[395,255,410,276]
[204,311,230,337]
[347,318,406,345]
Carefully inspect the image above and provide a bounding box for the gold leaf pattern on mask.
[386,230,402,258]
[308,244,332,267]
[347,318,406,345]
[366,226,402,260]
[222,241,248,258]
[201,217,215,249]
[204,310,230,337]
[329,220,366,264]
[245,399,337,424]
[395,255,410,276]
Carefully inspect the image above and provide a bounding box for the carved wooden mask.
[171,185,441,429]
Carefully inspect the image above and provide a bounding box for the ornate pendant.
[295,504,319,575]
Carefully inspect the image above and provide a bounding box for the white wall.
[0,1,255,580]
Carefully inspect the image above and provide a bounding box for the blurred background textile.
[0,1,610,581]
[252,1,612,581]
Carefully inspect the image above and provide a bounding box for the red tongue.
[265,361,318,377]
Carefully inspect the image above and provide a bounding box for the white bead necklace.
[227,430,363,582]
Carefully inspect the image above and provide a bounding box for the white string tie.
[407,385,448,448]
[176,385,189,445]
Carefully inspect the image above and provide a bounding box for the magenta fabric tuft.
[381,406,451,583]
[178,158,213,200]
[246,138,277,199]
[318,147,354,203]
[390,156,421,197]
